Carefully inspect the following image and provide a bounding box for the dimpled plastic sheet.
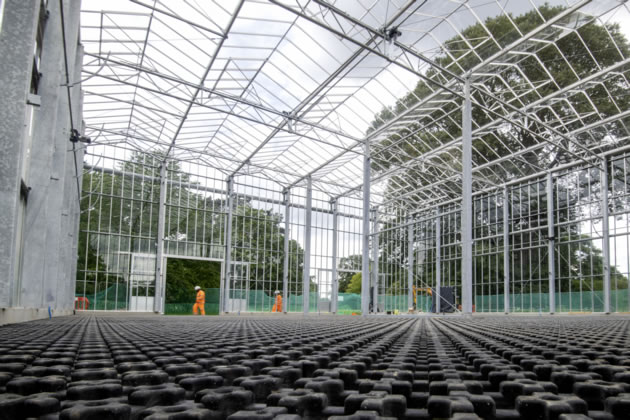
[1,315,630,419]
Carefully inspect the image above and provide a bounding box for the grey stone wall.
[0,0,83,323]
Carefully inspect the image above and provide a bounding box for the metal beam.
[84,125,356,196]
[331,200,338,314]
[361,140,371,315]
[285,0,601,165]
[461,78,473,314]
[329,3,621,201]
[407,217,414,311]
[547,172,556,314]
[83,161,363,220]
[265,0,422,189]
[228,46,367,179]
[468,0,593,75]
[82,55,361,153]
[436,209,442,313]
[282,189,290,313]
[154,163,167,313]
[164,0,244,160]
[129,0,226,38]
[303,177,312,314]
[222,177,234,313]
[601,159,611,313]
[503,186,510,314]
[371,208,379,314]
[396,143,630,216]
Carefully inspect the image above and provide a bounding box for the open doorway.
[164,257,222,315]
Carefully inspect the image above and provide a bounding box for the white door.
[228,262,249,312]
[129,253,156,312]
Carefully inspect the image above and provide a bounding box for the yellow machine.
[412,285,432,311]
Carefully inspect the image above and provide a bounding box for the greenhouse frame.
[67,0,630,315]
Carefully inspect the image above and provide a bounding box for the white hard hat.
[194,286,201,291]
[274,290,280,294]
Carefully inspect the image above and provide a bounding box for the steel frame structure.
[76,0,630,314]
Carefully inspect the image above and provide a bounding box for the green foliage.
[337,254,362,292]
[165,259,221,304]
[347,273,362,294]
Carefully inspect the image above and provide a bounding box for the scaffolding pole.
[503,186,510,314]
[222,177,234,313]
[462,78,473,314]
[601,159,611,313]
[371,209,379,314]
[547,172,556,314]
[154,163,167,313]
[407,217,414,311]
[362,141,371,315]
[331,200,338,314]
[303,177,312,315]
[283,189,290,313]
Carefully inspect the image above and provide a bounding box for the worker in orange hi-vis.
[271,290,282,312]
[193,286,205,315]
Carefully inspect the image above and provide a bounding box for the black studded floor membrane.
[1,315,630,420]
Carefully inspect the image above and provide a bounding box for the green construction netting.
[165,289,365,315]
[79,286,630,314]
[164,288,221,315]
[75,283,129,310]
[382,295,431,313]
[474,290,629,313]
[336,293,361,314]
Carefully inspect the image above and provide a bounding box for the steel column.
[601,159,611,313]
[303,177,312,314]
[362,141,371,315]
[222,177,234,313]
[407,217,414,311]
[154,163,167,313]
[503,186,510,314]
[371,209,379,314]
[283,189,290,313]
[462,78,473,314]
[547,173,556,314]
[436,209,442,313]
[331,200,338,314]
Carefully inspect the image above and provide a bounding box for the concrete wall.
[0,0,83,325]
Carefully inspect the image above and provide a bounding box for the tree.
[165,259,221,304]
[77,150,307,305]
[337,254,362,292]
[230,203,307,295]
[370,4,630,200]
[347,273,362,294]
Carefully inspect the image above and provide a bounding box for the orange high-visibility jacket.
[196,290,205,305]
[272,294,282,312]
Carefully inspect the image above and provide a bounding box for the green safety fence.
[337,293,361,314]
[165,288,221,315]
[80,286,629,314]
[75,283,129,310]
[474,289,629,313]
[165,289,365,315]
